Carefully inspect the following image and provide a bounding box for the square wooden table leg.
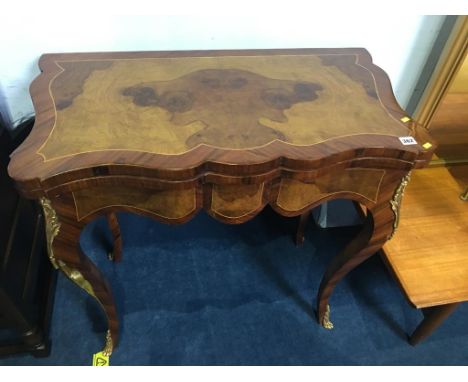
[295,211,310,246]
[106,213,122,262]
[409,302,460,346]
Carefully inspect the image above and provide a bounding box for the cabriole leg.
[40,197,119,356]
[315,172,409,329]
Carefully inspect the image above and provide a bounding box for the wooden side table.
[8,49,434,355]
[382,166,468,345]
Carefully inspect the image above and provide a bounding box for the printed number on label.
[399,136,417,145]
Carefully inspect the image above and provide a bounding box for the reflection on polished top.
[40,53,409,160]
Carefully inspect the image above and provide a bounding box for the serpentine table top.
[8,48,435,357]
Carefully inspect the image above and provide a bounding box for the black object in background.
[0,117,57,358]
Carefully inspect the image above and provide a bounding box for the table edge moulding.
[8,48,435,356]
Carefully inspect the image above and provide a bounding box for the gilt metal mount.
[321,304,334,330]
[388,172,412,240]
[39,197,61,269]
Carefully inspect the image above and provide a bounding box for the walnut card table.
[8,49,434,356]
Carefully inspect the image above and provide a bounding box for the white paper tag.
[399,136,418,145]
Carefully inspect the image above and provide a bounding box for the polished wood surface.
[383,166,468,308]
[7,49,435,355]
[429,93,468,163]
[40,54,409,158]
[276,168,385,212]
[9,49,432,193]
[74,185,197,221]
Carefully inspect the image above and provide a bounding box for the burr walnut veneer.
[8,49,434,356]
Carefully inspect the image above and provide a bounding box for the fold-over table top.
[9,49,427,190]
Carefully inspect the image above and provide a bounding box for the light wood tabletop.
[383,165,468,309]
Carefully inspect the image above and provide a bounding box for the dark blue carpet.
[1,201,467,365]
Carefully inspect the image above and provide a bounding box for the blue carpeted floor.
[1,201,467,365]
